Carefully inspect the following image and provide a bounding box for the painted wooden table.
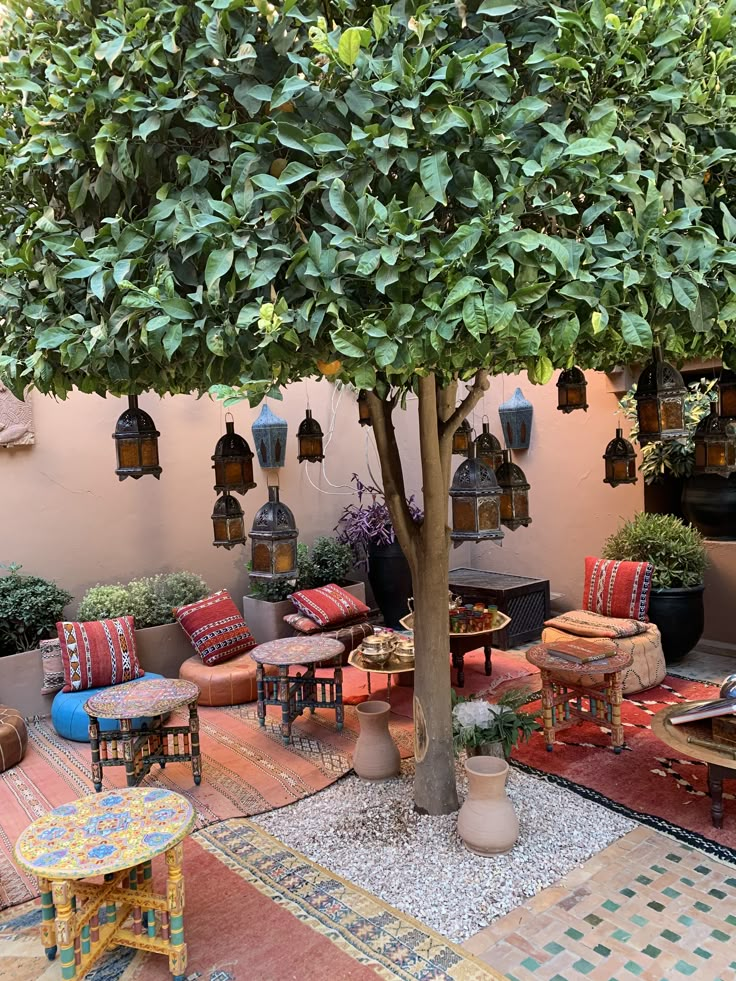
[347,649,415,706]
[251,637,345,745]
[84,679,202,792]
[401,611,511,687]
[526,644,633,754]
[14,788,195,981]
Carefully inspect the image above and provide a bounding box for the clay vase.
[457,756,519,856]
[353,700,401,780]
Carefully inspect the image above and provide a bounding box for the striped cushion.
[544,611,648,640]
[289,584,370,628]
[40,638,66,695]
[174,590,256,666]
[57,617,144,692]
[583,557,654,622]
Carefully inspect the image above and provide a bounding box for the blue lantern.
[498,388,533,450]
[251,403,288,468]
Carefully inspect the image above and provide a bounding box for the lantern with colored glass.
[498,388,533,449]
[602,428,638,487]
[718,369,736,421]
[449,444,504,543]
[357,390,372,427]
[212,414,256,495]
[495,451,532,530]
[693,404,736,476]
[249,486,299,580]
[211,493,246,549]
[474,420,504,472]
[112,395,162,480]
[556,367,589,413]
[634,350,688,445]
[451,418,472,456]
[251,403,287,468]
[296,409,325,463]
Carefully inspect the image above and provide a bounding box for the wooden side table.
[526,644,633,754]
[14,788,195,981]
[347,650,415,705]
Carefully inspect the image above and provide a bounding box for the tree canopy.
[1,0,735,404]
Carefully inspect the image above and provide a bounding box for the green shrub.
[77,572,208,628]
[76,584,130,622]
[0,564,72,656]
[602,513,707,589]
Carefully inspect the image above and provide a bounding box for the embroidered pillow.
[174,590,256,666]
[289,584,370,628]
[544,610,647,639]
[283,612,321,635]
[40,638,66,695]
[583,557,654,622]
[57,617,144,692]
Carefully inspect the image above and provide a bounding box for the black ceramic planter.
[681,474,736,540]
[648,584,705,664]
[368,541,413,629]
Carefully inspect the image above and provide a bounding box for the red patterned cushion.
[289,584,370,628]
[57,617,144,693]
[544,610,647,639]
[583,557,654,621]
[174,590,256,666]
[283,613,321,634]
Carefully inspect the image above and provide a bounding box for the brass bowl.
[359,646,391,667]
[393,636,414,661]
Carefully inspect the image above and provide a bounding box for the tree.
[1,0,735,813]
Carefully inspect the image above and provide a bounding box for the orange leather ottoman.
[178,651,277,706]
[0,705,28,772]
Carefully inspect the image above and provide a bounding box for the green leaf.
[478,1,519,14]
[36,327,73,349]
[721,203,736,242]
[278,162,315,185]
[375,338,399,367]
[95,35,125,67]
[564,138,614,157]
[672,277,698,311]
[338,27,363,66]
[138,113,161,142]
[163,322,182,359]
[67,174,89,211]
[620,312,652,348]
[419,152,452,206]
[531,355,554,385]
[205,249,234,290]
[328,179,359,227]
[332,331,365,358]
[59,259,101,280]
[372,5,391,40]
[309,134,347,154]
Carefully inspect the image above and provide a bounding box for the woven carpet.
[511,674,736,864]
[0,819,500,981]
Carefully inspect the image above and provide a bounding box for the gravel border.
[254,759,635,942]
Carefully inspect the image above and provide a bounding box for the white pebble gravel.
[253,760,635,943]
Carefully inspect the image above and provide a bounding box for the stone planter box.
[243,581,367,644]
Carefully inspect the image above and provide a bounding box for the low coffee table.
[14,787,194,981]
[84,679,202,792]
[251,637,345,745]
[347,649,415,705]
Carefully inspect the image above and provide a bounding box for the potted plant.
[0,563,72,657]
[336,475,423,628]
[451,688,540,760]
[602,512,708,663]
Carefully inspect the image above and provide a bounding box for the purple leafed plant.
[335,474,424,568]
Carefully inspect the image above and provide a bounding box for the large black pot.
[367,542,413,629]
[681,474,736,539]
[648,584,705,664]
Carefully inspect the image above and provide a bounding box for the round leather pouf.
[179,651,276,706]
[51,673,166,743]
[0,705,28,772]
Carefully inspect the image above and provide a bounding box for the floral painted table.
[251,637,345,745]
[84,679,202,792]
[14,788,195,981]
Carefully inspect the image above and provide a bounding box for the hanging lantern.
[251,403,287,468]
[718,369,736,421]
[212,414,256,495]
[498,388,533,450]
[474,421,504,472]
[112,395,162,481]
[603,428,638,487]
[634,349,688,444]
[449,443,504,543]
[296,409,325,463]
[452,418,472,456]
[693,404,736,476]
[496,450,532,530]
[249,486,299,580]
[211,493,246,549]
[357,390,372,427]
[556,367,589,414]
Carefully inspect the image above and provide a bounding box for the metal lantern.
[634,349,688,444]
[211,493,246,549]
[495,450,532,530]
[251,403,287,468]
[249,486,299,580]
[357,390,372,427]
[693,404,736,476]
[452,418,472,456]
[498,388,533,450]
[603,428,638,487]
[556,367,589,413]
[296,408,325,463]
[718,369,736,421]
[112,395,162,480]
[474,421,504,472]
[449,444,504,543]
[212,415,256,495]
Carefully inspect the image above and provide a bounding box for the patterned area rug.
[0,820,500,981]
[512,674,736,863]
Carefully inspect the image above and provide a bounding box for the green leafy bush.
[602,513,707,589]
[77,572,208,627]
[0,564,72,656]
[249,537,355,601]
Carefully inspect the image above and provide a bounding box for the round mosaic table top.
[250,636,345,666]
[526,643,633,675]
[84,678,200,720]
[14,788,195,880]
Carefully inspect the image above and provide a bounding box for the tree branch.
[439,369,490,446]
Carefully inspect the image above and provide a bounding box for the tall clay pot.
[367,542,413,628]
[353,700,401,780]
[457,756,518,855]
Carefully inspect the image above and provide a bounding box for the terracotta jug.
[457,756,518,855]
[353,701,401,780]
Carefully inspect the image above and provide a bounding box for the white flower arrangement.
[451,690,540,757]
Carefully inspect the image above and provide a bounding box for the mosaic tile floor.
[463,825,736,980]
